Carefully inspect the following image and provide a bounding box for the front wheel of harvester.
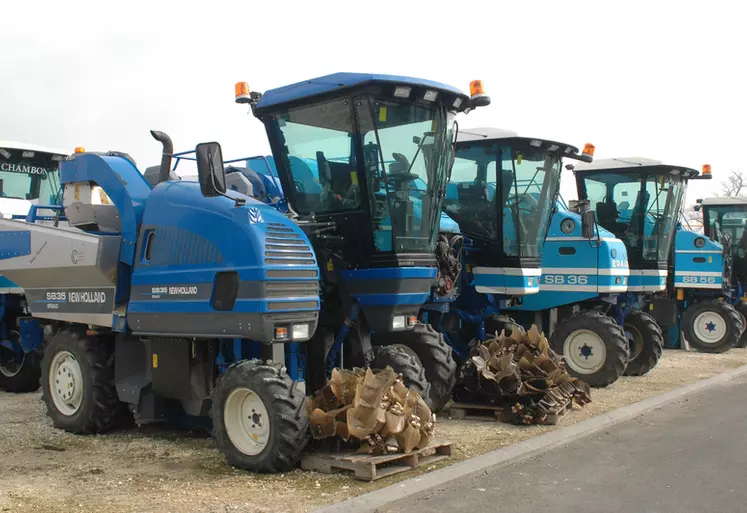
[211,360,309,473]
[41,329,124,433]
[369,345,431,405]
[623,311,664,376]
[732,301,747,348]
[682,300,742,353]
[550,310,628,387]
[372,323,456,412]
[0,331,41,393]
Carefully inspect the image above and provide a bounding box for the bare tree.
[720,169,745,196]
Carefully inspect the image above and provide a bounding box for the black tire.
[41,329,124,433]
[211,360,309,473]
[733,301,747,348]
[484,314,525,338]
[622,311,664,376]
[369,345,431,405]
[372,323,456,412]
[0,332,41,392]
[682,299,742,353]
[549,310,628,388]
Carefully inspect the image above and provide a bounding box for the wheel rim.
[563,329,607,375]
[624,325,644,361]
[693,311,726,344]
[49,351,84,416]
[224,387,271,456]
[0,332,23,377]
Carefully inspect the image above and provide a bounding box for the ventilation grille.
[265,223,315,265]
[266,281,318,297]
[150,226,223,266]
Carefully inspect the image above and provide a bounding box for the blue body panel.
[506,209,629,312]
[254,72,468,111]
[673,229,723,290]
[340,267,437,307]
[59,154,152,265]
[470,266,541,296]
[129,181,320,322]
[0,231,31,260]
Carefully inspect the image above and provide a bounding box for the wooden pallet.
[447,402,503,421]
[447,400,573,425]
[300,441,452,481]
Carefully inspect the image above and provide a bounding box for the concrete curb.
[315,363,747,513]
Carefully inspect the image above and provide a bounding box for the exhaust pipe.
[150,130,174,184]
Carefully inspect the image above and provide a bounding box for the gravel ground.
[2,348,746,513]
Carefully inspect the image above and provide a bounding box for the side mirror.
[196,142,227,198]
[582,209,596,239]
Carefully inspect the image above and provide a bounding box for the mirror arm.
[211,172,246,207]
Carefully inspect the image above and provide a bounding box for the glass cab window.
[444,140,562,262]
[579,171,685,264]
[0,147,61,203]
[268,93,455,256]
[274,99,361,214]
[704,205,747,257]
[356,98,454,253]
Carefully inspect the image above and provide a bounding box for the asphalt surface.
[384,373,747,513]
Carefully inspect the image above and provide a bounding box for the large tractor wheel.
[682,299,742,353]
[41,329,124,433]
[622,311,664,376]
[484,314,525,338]
[369,345,431,405]
[733,301,747,348]
[0,331,41,393]
[211,360,309,473]
[372,323,456,412]
[550,310,628,388]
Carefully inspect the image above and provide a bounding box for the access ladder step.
[300,441,452,481]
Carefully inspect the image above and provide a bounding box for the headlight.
[392,316,406,330]
[694,237,706,248]
[560,218,575,234]
[292,324,310,340]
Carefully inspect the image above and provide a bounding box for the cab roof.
[574,157,699,178]
[456,127,581,156]
[253,72,469,112]
[0,140,69,157]
[701,196,747,206]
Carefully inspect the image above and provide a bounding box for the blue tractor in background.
[0,141,68,393]
[498,190,638,388]
[572,158,743,355]
[690,195,747,348]
[419,128,609,381]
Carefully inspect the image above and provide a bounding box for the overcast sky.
[1,0,745,207]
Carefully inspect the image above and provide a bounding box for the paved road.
[385,374,747,513]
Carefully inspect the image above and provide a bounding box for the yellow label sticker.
[379,107,387,122]
[466,264,472,273]
[326,259,334,271]
[649,303,654,310]
[517,154,523,165]
[74,184,80,201]
[152,353,158,369]
[708,256,713,263]
[350,172,358,185]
